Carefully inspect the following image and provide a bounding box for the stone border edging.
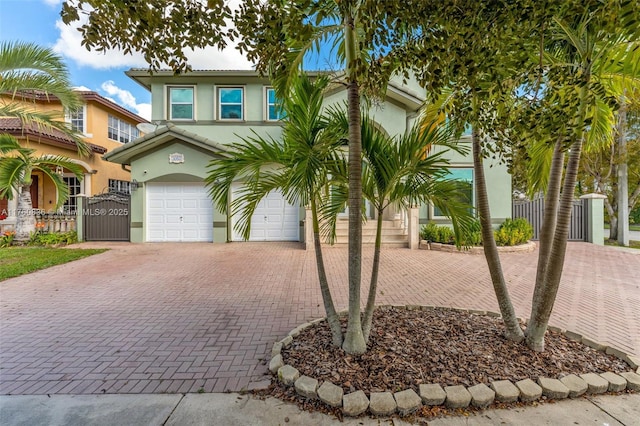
[269,305,640,418]
[419,240,537,254]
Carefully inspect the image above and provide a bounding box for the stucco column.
[304,208,313,250]
[83,173,93,196]
[407,206,420,249]
[579,193,607,245]
[76,194,86,242]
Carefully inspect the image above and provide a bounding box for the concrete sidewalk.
[1,392,639,425]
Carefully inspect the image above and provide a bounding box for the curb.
[269,305,640,418]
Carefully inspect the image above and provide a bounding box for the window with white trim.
[108,115,140,143]
[66,106,86,133]
[217,87,244,120]
[265,87,285,121]
[63,176,82,213]
[168,86,195,120]
[108,179,132,194]
[432,168,474,217]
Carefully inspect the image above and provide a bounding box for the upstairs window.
[67,106,86,133]
[218,87,244,120]
[108,115,140,143]
[168,86,194,120]
[265,87,285,121]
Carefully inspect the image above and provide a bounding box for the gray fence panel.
[513,198,586,242]
[83,193,130,241]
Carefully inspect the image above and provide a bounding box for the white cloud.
[100,81,151,121]
[53,1,252,71]
[73,85,92,91]
[53,19,148,70]
[42,0,62,6]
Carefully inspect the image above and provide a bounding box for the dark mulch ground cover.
[281,306,631,394]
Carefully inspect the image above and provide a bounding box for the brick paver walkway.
[1,242,638,395]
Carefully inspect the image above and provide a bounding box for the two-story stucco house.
[104,70,511,244]
[0,90,148,231]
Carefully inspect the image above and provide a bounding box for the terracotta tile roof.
[0,117,107,154]
[3,90,148,124]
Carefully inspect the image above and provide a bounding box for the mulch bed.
[259,306,633,420]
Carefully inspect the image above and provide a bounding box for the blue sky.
[0,0,252,120]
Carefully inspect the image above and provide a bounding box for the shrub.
[494,218,533,246]
[27,231,78,247]
[436,226,454,244]
[460,219,482,247]
[419,223,439,242]
[419,223,454,244]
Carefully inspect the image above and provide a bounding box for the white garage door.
[147,183,213,242]
[231,185,299,241]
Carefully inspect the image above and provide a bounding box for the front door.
[29,175,39,208]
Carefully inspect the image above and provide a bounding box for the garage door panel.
[182,199,198,209]
[148,199,165,209]
[165,199,181,209]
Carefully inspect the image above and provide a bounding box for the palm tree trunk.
[526,136,583,351]
[616,99,629,246]
[527,141,564,330]
[311,196,343,347]
[362,207,384,342]
[15,183,36,242]
[342,12,366,355]
[472,128,524,342]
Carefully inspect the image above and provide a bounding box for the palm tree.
[206,74,346,346]
[0,136,84,241]
[0,41,90,241]
[237,0,382,354]
[327,108,476,342]
[420,89,527,342]
[0,41,89,156]
[525,11,640,351]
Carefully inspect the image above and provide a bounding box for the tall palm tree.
[237,0,382,354]
[0,136,84,240]
[206,74,346,346]
[420,90,527,342]
[327,109,476,342]
[0,41,89,156]
[0,41,89,241]
[525,10,640,351]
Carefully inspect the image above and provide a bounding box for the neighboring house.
[104,70,511,244]
[0,90,148,230]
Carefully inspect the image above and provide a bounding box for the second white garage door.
[231,186,299,241]
[147,183,213,242]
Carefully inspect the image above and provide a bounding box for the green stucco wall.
[130,72,513,242]
[128,141,226,243]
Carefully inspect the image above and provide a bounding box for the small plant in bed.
[420,218,533,247]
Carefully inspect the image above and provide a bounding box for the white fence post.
[579,193,607,245]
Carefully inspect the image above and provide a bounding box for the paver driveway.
[1,242,638,395]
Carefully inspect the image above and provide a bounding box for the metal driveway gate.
[513,197,587,241]
[83,192,130,241]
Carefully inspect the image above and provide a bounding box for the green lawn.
[0,247,107,281]
[604,223,640,231]
[605,239,640,249]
